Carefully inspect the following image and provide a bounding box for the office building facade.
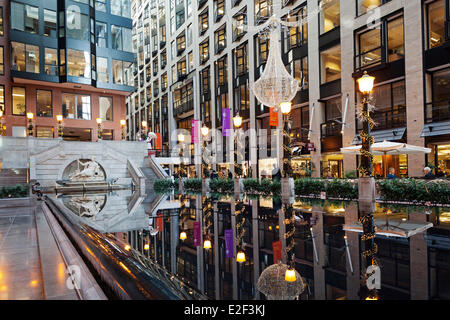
[127,0,450,178]
[0,0,134,141]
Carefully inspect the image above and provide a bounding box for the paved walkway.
[0,202,79,300]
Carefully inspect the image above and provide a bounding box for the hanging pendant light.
[285,268,297,282]
[203,239,212,249]
[180,231,187,241]
[236,250,246,263]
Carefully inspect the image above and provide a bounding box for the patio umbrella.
[341,140,431,177]
[147,132,158,139]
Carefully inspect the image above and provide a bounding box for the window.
[320,44,341,84]
[200,39,209,64]
[201,100,211,124]
[216,56,227,86]
[11,42,39,73]
[99,96,113,121]
[12,87,26,116]
[161,50,167,68]
[0,85,4,114]
[325,97,341,122]
[112,25,133,52]
[320,0,340,34]
[97,57,109,83]
[234,84,249,115]
[176,9,185,30]
[66,9,89,41]
[426,0,446,49]
[255,0,272,23]
[112,60,133,85]
[176,33,186,54]
[0,7,3,36]
[214,0,225,22]
[62,93,91,120]
[387,16,404,63]
[96,22,108,48]
[215,27,226,53]
[293,56,308,90]
[433,68,450,102]
[44,48,58,76]
[67,49,90,78]
[36,90,52,117]
[188,51,193,72]
[199,9,209,34]
[287,6,307,49]
[200,67,210,95]
[44,9,57,37]
[256,36,269,66]
[161,73,168,90]
[0,46,3,75]
[357,0,390,16]
[59,49,66,76]
[111,0,131,18]
[96,0,107,12]
[177,58,187,77]
[233,9,246,41]
[216,93,228,124]
[235,43,248,76]
[11,2,39,34]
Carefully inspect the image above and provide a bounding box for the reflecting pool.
[53,191,450,300]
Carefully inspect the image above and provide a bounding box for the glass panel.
[66,10,89,40]
[388,16,404,63]
[358,0,382,16]
[320,44,341,84]
[320,0,340,34]
[67,49,90,78]
[96,22,107,48]
[122,28,133,52]
[113,59,124,84]
[12,87,26,116]
[99,96,113,121]
[111,0,122,16]
[36,90,52,117]
[97,57,109,83]
[111,25,123,50]
[44,9,57,37]
[427,0,445,49]
[62,93,91,120]
[358,28,382,68]
[25,44,39,73]
[11,2,25,32]
[95,0,107,12]
[11,42,25,72]
[24,4,39,34]
[433,68,450,102]
[44,48,58,76]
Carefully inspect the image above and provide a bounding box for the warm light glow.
[268,225,273,231]
[0,110,3,118]
[365,295,379,300]
[120,119,126,126]
[180,231,187,241]
[285,268,296,282]
[203,239,212,249]
[142,121,147,128]
[96,118,102,124]
[357,71,375,94]
[233,114,243,128]
[144,243,150,250]
[201,125,209,137]
[26,112,34,120]
[124,244,131,251]
[280,101,292,115]
[178,134,185,142]
[56,115,63,122]
[30,280,38,287]
[386,209,392,215]
[236,250,246,263]
[276,225,279,230]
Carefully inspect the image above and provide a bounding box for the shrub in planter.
[242,178,281,195]
[183,178,203,192]
[209,178,234,194]
[243,179,260,194]
[325,179,358,200]
[153,179,175,193]
[0,184,29,199]
[294,178,325,196]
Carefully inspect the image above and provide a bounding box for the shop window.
[44,9,57,37]
[99,96,113,121]
[36,90,52,117]
[320,44,341,84]
[62,93,91,120]
[320,0,340,34]
[11,42,39,73]
[387,16,404,63]
[12,87,26,116]
[234,84,249,116]
[44,48,58,76]
[67,49,90,78]
[11,2,39,34]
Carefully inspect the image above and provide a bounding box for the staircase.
[141,156,170,215]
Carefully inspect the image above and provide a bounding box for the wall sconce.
[120,119,126,140]
[96,118,102,140]
[56,115,63,138]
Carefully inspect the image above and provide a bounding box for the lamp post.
[201,124,209,178]
[280,101,292,178]
[120,119,126,140]
[233,114,243,178]
[96,117,102,141]
[56,115,63,138]
[357,71,375,177]
[0,109,4,136]
[26,112,34,137]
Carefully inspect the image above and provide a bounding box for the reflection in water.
[58,191,450,300]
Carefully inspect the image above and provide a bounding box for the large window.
[96,22,108,48]
[11,2,39,34]
[67,49,90,78]
[0,86,4,114]
[320,0,340,34]
[96,0,107,12]
[214,0,225,22]
[216,56,227,86]
[234,84,249,115]
[255,0,272,23]
[199,9,208,35]
[97,57,109,83]
[0,46,3,75]
[426,0,446,49]
[11,42,39,73]
[112,25,133,52]
[200,39,209,64]
[111,0,131,18]
[44,9,57,37]
[215,27,226,53]
[320,45,341,84]
[233,9,246,41]
[256,36,269,66]
[357,0,390,16]
[62,93,91,120]
[0,7,3,36]
[99,96,113,121]
[235,43,248,76]
[176,32,186,54]
[112,60,133,85]
[293,56,308,90]
[426,68,450,123]
[287,6,308,50]
[12,87,26,116]
[36,90,52,117]
[66,9,89,41]
[44,48,58,76]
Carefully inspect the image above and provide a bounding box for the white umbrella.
[147,132,158,139]
[341,140,431,177]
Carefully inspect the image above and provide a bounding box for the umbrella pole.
[384,153,387,178]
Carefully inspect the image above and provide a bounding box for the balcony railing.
[321,120,342,139]
[425,100,450,124]
[357,106,406,131]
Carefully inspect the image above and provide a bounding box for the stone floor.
[0,202,79,300]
